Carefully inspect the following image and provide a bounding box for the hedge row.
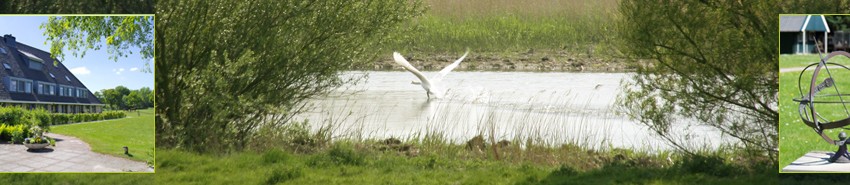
[0,106,126,142]
[50,111,126,125]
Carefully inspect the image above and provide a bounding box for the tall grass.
[387,0,618,54]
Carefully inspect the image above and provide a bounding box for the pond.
[296,71,734,151]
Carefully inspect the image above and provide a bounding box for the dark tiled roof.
[0,35,102,105]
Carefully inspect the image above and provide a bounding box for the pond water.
[296,71,734,151]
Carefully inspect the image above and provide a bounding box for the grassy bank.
[51,108,155,163]
[394,0,616,53]
[154,141,775,184]
[778,55,850,169]
[362,0,625,72]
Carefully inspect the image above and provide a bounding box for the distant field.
[387,0,617,54]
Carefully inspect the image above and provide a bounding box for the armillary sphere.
[793,50,850,163]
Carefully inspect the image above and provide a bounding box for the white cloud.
[69,67,91,75]
[130,67,139,72]
[115,68,125,75]
[119,68,125,72]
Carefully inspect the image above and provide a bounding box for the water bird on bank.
[393,50,469,99]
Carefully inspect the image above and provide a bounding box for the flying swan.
[392,50,469,99]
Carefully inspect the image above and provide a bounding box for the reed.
[384,0,618,55]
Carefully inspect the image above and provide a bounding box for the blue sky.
[0,16,153,92]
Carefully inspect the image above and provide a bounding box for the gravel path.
[0,133,152,172]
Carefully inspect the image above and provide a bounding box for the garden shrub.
[0,124,7,140]
[0,107,26,126]
[26,108,51,131]
[10,125,27,143]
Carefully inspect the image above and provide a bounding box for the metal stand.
[829,132,850,163]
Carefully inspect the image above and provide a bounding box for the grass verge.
[154,141,775,185]
[51,108,154,163]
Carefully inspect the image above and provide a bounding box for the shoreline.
[355,50,633,72]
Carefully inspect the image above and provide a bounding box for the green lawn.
[779,54,850,69]
[778,55,850,169]
[153,147,775,185]
[50,108,154,163]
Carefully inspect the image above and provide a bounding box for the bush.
[51,114,70,125]
[26,108,51,131]
[0,124,7,141]
[10,125,27,143]
[0,106,26,126]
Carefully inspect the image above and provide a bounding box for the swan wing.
[432,50,469,82]
[393,52,432,89]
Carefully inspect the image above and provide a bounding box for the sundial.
[785,41,850,172]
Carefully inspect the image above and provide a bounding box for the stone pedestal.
[783,151,850,172]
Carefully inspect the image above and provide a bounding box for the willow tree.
[155,0,424,152]
[617,1,773,160]
[617,0,850,161]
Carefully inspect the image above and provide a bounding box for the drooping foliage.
[155,0,424,153]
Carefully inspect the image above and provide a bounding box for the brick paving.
[0,133,152,172]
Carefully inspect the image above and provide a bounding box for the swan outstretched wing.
[432,50,469,82]
[393,52,432,89]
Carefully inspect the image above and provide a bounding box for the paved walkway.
[0,133,152,172]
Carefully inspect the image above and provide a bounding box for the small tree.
[124,91,144,110]
[156,0,424,152]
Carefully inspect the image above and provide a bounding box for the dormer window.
[8,77,32,93]
[3,63,10,70]
[49,73,54,78]
[0,48,6,54]
[20,50,43,71]
[65,76,71,82]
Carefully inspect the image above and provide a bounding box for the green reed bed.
[386,0,617,54]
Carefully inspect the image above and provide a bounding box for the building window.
[37,84,43,94]
[9,80,16,92]
[0,48,6,54]
[58,86,64,96]
[3,63,10,70]
[49,72,55,79]
[28,60,42,71]
[49,84,54,95]
[8,78,31,93]
[65,76,71,82]
[78,88,87,98]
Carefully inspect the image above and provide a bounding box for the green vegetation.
[388,0,615,54]
[51,108,154,163]
[779,54,850,69]
[97,86,153,110]
[778,55,850,169]
[156,0,425,153]
[616,0,781,160]
[41,16,154,67]
[154,141,775,184]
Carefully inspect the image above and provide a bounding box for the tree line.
[94,86,153,110]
